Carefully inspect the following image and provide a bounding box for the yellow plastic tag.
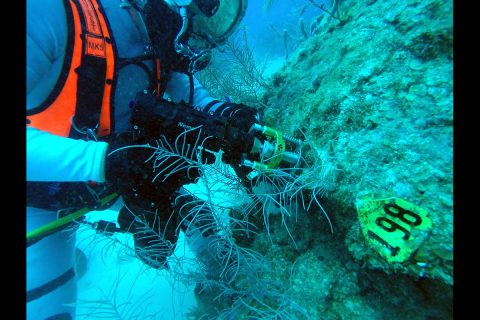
[356,197,432,263]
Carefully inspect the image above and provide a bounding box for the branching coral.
[195,27,271,108]
[308,0,343,22]
[77,120,336,319]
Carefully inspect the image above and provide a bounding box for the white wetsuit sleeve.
[163,72,223,111]
[27,126,108,182]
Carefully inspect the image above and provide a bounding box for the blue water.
[243,0,325,59]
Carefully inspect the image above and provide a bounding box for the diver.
[26,0,258,319]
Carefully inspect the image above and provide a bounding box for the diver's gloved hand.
[106,132,188,270]
[204,102,260,162]
[206,102,263,177]
[104,131,154,195]
[104,131,200,202]
[221,102,261,133]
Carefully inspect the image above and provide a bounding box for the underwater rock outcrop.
[194,0,453,318]
[257,0,452,318]
[263,0,452,286]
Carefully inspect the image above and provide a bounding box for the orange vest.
[27,0,116,138]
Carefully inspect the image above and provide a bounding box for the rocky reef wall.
[262,0,453,286]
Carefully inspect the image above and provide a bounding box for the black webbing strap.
[71,0,108,134]
[72,49,107,131]
[27,267,75,303]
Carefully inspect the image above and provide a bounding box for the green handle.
[27,192,118,245]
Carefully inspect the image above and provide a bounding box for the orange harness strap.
[27,0,116,138]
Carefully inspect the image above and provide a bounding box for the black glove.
[213,102,261,133]
[105,131,151,196]
[203,102,261,163]
[207,102,265,184]
[104,131,200,204]
[105,132,201,269]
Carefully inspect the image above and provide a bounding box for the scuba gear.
[102,91,304,269]
[129,92,304,170]
[124,0,249,108]
[189,0,247,46]
[166,0,246,45]
[143,0,194,74]
[142,0,248,74]
[172,6,213,74]
[171,0,248,73]
[193,0,220,17]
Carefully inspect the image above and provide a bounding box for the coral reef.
[196,0,453,318]
[195,27,272,109]
[262,0,453,287]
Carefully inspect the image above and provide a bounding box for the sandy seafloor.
[73,167,242,319]
[74,208,198,319]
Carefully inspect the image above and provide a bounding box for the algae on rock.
[262,0,453,286]
[194,0,453,318]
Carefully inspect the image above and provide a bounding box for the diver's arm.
[163,72,259,121]
[163,72,224,110]
[27,127,108,182]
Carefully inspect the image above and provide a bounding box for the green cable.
[27,192,118,246]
